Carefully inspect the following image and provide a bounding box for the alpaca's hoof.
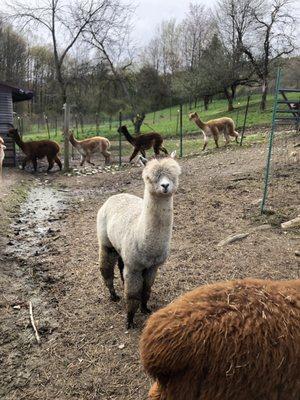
[110,293,120,302]
[126,320,136,329]
[126,312,136,329]
[141,306,152,314]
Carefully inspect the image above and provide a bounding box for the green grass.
[21,92,299,144]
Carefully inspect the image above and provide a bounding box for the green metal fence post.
[260,68,281,214]
[118,111,122,167]
[179,103,183,157]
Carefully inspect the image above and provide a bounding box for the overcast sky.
[133,0,215,44]
[132,0,300,50]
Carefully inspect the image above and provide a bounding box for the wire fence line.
[12,93,299,168]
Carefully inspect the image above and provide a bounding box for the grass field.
[21,93,282,142]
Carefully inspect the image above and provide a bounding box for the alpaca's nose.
[161,183,169,191]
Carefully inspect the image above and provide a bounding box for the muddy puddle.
[6,185,69,260]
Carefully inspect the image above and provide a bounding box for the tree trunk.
[132,113,145,134]
[203,95,210,111]
[260,80,268,111]
[224,87,234,112]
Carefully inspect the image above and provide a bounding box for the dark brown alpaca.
[8,128,62,172]
[118,125,168,162]
[140,278,300,400]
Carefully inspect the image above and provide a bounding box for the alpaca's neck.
[70,134,79,147]
[122,129,135,145]
[194,116,206,130]
[138,188,173,247]
[14,132,26,151]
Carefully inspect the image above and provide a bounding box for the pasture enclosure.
[0,134,299,400]
[261,69,300,213]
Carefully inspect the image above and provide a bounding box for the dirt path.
[1,142,299,400]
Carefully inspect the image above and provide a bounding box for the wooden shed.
[0,82,33,166]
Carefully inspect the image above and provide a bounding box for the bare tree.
[218,0,296,110]
[179,3,213,71]
[6,0,133,104]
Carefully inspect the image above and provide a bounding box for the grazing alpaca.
[140,278,300,400]
[0,137,6,181]
[96,152,181,328]
[8,128,62,172]
[69,131,111,166]
[118,125,168,162]
[189,112,239,150]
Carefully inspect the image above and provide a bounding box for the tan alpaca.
[189,112,239,150]
[0,137,6,181]
[69,131,111,166]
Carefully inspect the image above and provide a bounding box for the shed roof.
[0,81,34,102]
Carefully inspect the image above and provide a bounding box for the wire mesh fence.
[12,92,299,171]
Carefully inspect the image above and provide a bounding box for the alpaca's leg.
[129,147,139,162]
[86,154,95,165]
[102,150,111,165]
[202,134,208,151]
[22,156,30,170]
[47,155,54,171]
[99,245,120,302]
[80,155,86,166]
[141,266,158,314]
[124,268,143,329]
[153,144,160,156]
[140,149,146,158]
[223,127,230,146]
[55,156,62,170]
[234,131,239,143]
[117,256,124,284]
[211,127,220,148]
[32,157,38,172]
[212,132,219,148]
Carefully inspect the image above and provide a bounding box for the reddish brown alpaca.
[9,128,62,172]
[118,125,168,162]
[140,278,300,400]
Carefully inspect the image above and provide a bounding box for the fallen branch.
[217,233,250,247]
[281,217,300,230]
[29,301,41,345]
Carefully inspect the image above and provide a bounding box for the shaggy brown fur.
[189,112,239,150]
[140,278,300,400]
[8,128,62,172]
[69,132,111,165]
[118,125,168,162]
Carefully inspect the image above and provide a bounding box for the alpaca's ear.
[170,150,176,159]
[139,155,148,166]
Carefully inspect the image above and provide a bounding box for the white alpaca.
[96,152,181,328]
[0,137,6,182]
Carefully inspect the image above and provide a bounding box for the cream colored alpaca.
[0,137,6,182]
[69,131,111,165]
[96,152,181,329]
[189,112,239,150]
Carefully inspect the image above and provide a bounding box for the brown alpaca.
[0,137,6,181]
[140,278,300,400]
[8,128,62,172]
[118,125,168,162]
[189,112,239,150]
[69,132,111,166]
